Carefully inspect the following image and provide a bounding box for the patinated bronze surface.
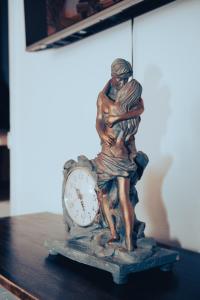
[45,59,179,284]
[94,58,146,251]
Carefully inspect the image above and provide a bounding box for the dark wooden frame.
[24,0,176,51]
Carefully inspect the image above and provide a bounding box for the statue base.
[45,236,179,284]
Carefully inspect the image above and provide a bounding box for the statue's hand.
[101,133,115,146]
[104,115,119,128]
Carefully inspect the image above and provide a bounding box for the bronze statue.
[95,58,145,251]
[45,58,179,284]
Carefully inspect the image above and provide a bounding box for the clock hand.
[75,188,85,212]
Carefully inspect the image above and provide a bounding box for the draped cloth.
[94,152,137,191]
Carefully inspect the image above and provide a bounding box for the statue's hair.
[111,58,133,78]
[111,79,142,140]
[116,79,142,112]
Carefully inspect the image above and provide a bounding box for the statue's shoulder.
[97,80,111,107]
[98,91,104,99]
[97,91,103,105]
[97,90,108,105]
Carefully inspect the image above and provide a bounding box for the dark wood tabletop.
[0,213,199,300]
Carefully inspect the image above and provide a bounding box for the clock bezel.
[64,166,99,227]
[62,156,99,231]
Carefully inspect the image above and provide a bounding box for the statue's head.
[111,58,133,90]
[116,79,142,111]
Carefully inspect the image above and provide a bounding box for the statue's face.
[112,75,129,90]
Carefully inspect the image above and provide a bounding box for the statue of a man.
[95,58,144,251]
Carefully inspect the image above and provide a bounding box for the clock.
[62,156,99,230]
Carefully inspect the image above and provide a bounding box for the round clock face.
[64,167,99,227]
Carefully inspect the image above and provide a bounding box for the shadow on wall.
[141,65,180,248]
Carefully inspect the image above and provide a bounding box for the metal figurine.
[45,59,179,284]
[95,58,145,251]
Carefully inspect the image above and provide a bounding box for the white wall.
[9,1,132,214]
[9,0,200,252]
[133,0,200,252]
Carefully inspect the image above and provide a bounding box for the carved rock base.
[45,237,179,284]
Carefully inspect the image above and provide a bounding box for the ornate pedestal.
[45,236,179,284]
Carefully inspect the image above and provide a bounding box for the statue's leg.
[98,190,119,241]
[117,177,134,251]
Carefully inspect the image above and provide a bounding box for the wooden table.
[0,213,199,300]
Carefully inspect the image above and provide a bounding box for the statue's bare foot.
[108,234,120,244]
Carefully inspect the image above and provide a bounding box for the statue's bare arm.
[105,98,144,128]
[96,94,115,146]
